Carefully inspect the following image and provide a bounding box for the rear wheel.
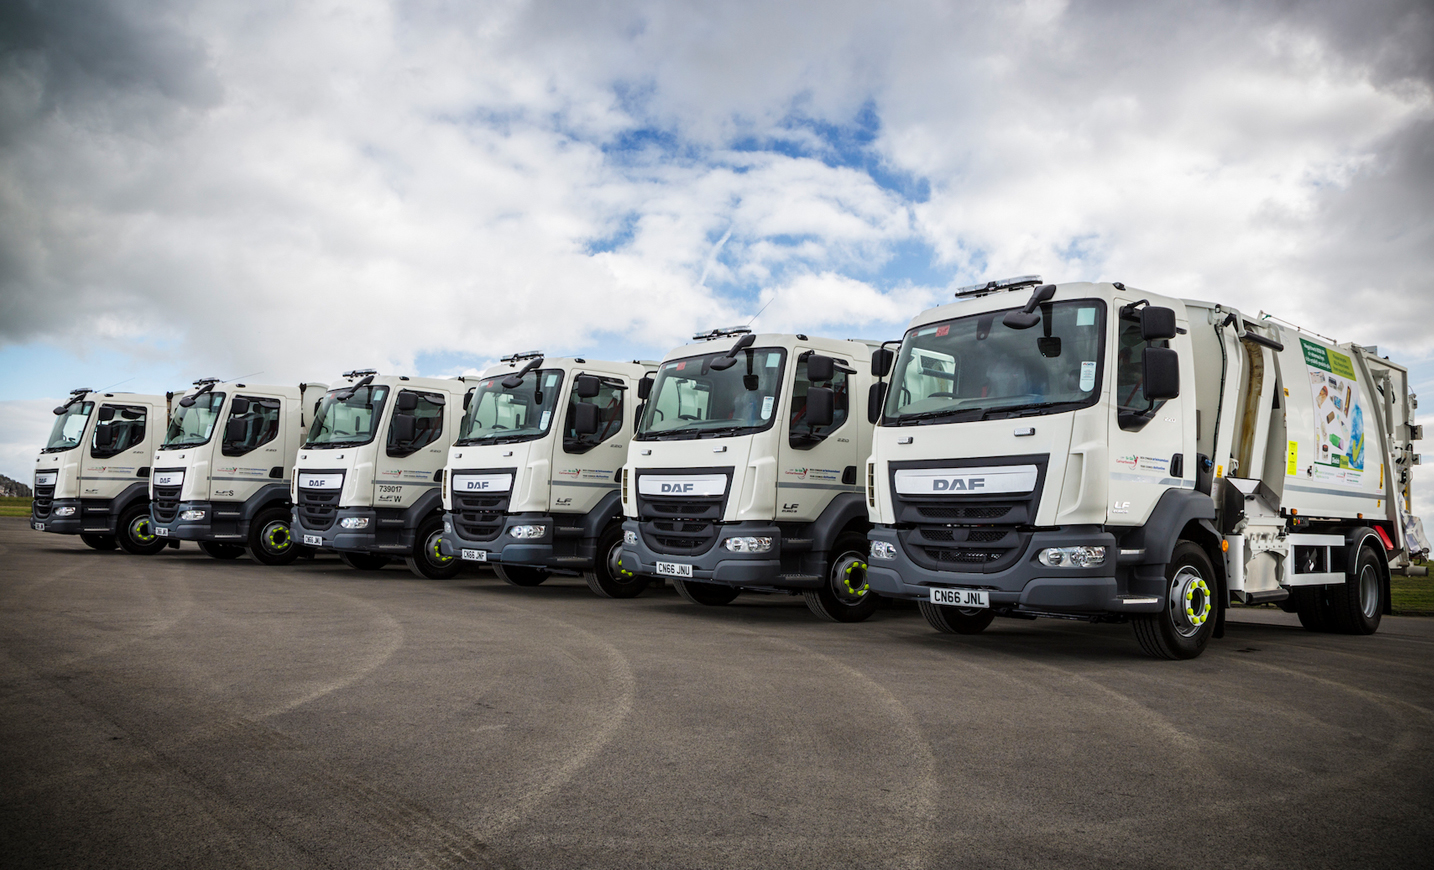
[919,600,996,634]
[1327,546,1384,635]
[80,533,118,551]
[338,552,391,571]
[586,526,648,598]
[248,508,301,565]
[1133,541,1217,659]
[199,541,245,560]
[804,532,880,622]
[406,516,460,579]
[672,578,741,606]
[494,564,550,587]
[1292,587,1334,632]
[117,505,166,555]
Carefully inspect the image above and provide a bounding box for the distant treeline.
[0,474,33,498]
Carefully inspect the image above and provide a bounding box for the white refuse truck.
[31,387,170,554]
[864,276,1428,658]
[618,328,885,621]
[148,378,326,563]
[291,370,471,577]
[438,352,654,593]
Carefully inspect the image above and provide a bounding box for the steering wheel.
[928,392,956,399]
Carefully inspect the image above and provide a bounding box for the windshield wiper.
[981,401,1073,420]
[307,438,369,448]
[697,425,755,438]
[891,407,981,426]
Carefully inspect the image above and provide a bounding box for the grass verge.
[0,497,32,518]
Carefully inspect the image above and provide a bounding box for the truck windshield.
[306,385,390,448]
[636,347,787,440]
[43,401,94,453]
[161,392,227,449]
[884,300,1106,425]
[456,369,563,445]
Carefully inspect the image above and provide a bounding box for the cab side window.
[92,404,147,458]
[564,380,624,454]
[789,357,849,449]
[388,390,445,456]
[1116,319,1167,431]
[222,396,283,456]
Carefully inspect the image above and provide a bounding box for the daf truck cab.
[149,378,326,563]
[618,328,884,622]
[865,276,1427,658]
[438,352,654,594]
[292,370,471,577]
[32,388,169,555]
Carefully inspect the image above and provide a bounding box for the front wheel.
[247,508,301,565]
[199,541,245,560]
[1133,541,1217,659]
[585,526,649,599]
[918,600,996,634]
[672,578,741,606]
[117,505,167,555]
[406,516,460,579]
[80,533,118,551]
[494,564,550,587]
[803,532,880,622]
[338,552,391,571]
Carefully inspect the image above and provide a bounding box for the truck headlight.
[443,518,452,534]
[53,506,76,517]
[723,536,773,553]
[509,524,546,539]
[339,517,370,530]
[870,540,897,561]
[623,529,638,546]
[180,509,206,521]
[1037,546,1107,568]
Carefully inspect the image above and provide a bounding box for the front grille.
[298,488,341,530]
[452,491,510,542]
[901,526,1030,572]
[33,485,54,519]
[889,456,1048,575]
[637,494,725,556]
[151,469,184,522]
[916,505,1012,521]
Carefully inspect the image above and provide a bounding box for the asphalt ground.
[2,517,1432,870]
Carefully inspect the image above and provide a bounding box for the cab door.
[377,389,448,510]
[215,394,285,500]
[85,402,153,499]
[775,350,860,523]
[552,375,626,514]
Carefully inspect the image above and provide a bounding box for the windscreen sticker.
[1301,338,1363,487]
[674,361,685,371]
[1076,308,1096,326]
[540,410,551,429]
[1079,361,1096,391]
[765,352,782,368]
[761,396,775,419]
[935,325,950,337]
[544,373,559,387]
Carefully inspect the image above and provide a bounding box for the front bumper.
[293,506,381,553]
[617,519,788,589]
[439,513,571,567]
[150,500,247,543]
[864,526,1152,614]
[32,498,109,535]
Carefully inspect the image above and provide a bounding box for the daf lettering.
[662,482,696,493]
[933,477,985,491]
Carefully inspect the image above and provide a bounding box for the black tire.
[338,552,391,571]
[672,578,741,606]
[803,531,880,622]
[1292,587,1333,632]
[1133,541,1217,659]
[1326,546,1384,635]
[918,600,996,634]
[406,516,461,579]
[585,526,648,599]
[494,564,550,587]
[247,508,301,566]
[117,504,166,555]
[199,541,245,560]
[80,533,118,551]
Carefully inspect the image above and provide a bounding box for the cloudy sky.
[1,0,1431,502]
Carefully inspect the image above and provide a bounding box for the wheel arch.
[1343,526,1392,616]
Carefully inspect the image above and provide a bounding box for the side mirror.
[574,402,601,435]
[463,390,472,411]
[391,414,416,443]
[396,392,419,412]
[1141,306,1178,341]
[98,406,115,422]
[225,417,247,443]
[871,348,894,378]
[1143,347,1180,400]
[575,374,602,399]
[230,397,250,415]
[805,387,835,429]
[94,425,115,448]
[806,354,835,383]
[868,382,887,424]
[637,376,653,400]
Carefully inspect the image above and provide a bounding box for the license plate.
[655,561,693,578]
[461,549,488,562]
[303,534,322,546]
[33,522,44,531]
[930,587,989,609]
[154,526,169,537]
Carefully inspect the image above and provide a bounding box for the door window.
[92,404,147,458]
[789,356,849,450]
[564,380,625,454]
[1116,319,1169,431]
[222,396,283,456]
[388,391,445,456]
